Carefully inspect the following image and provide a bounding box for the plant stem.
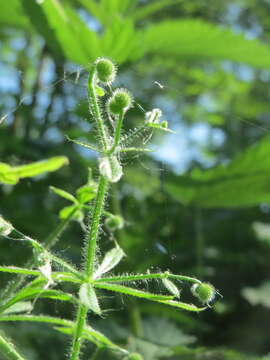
[70,176,108,359]
[70,304,88,360]
[107,110,124,155]
[88,68,108,152]
[95,273,201,284]
[85,176,108,277]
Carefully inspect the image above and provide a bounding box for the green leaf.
[94,246,125,279]
[59,205,76,219]
[94,282,174,301]
[0,315,128,353]
[12,156,69,179]
[79,283,101,315]
[0,157,68,185]
[76,184,97,204]
[50,186,77,203]
[95,85,105,97]
[142,20,270,69]
[132,0,183,21]
[165,135,270,208]
[0,0,30,29]
[22,0,99,65]
[162,279,180,298]
[0,286,76,314]
[156,299,206,312]
[3,302,33,315]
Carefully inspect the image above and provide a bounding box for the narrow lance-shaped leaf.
[94,246,125,279]
[79,283,101,315]
[162,278,180,298]
[94,282,174,301]
[0,314,128,353]
[50,186,77,203]
[12,156,69,179]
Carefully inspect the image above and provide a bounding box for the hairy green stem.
[88,68,108,152]
[70,304,88,360]
[85,176,108,277]
[107,110,124,155]
[95,273,201,284]
[70,176,108,359]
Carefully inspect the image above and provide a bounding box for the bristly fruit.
[95,57,116,84]
[191,282,216,305]
[108,88,133,115]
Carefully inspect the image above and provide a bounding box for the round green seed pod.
[191,282,215,304]
[95,57,116,83]
[108,89,133,115]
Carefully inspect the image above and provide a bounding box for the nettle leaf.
[94,282,174,301]
[94,246,125,279]
[22,0,99,64]
[165,135,270,208]
[162,279,180,298]
[142,19,270,69]
[50,186,77,203]
[79,283,101,315]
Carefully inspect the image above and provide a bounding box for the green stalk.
[70,176,108,359]
[95,273,201,284]
[70,67,110,360]
[107,110,124,155]
[0,333,26,360]
[88,68,108,152]
[70,305,88,360]
[85,176,108,277]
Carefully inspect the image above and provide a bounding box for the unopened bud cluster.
[191,282,216,305]
[108,89,133,115]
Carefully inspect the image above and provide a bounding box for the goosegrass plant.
[0,58,217,360]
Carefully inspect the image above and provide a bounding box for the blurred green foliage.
[1,0,270,359]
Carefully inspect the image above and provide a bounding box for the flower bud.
[108,89,133,115]
[191,282,216,305]
[95,57,116,84]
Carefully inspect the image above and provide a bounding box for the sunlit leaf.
[79,283,101,315]
[50,186,77,203]
[94,246,125,279]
